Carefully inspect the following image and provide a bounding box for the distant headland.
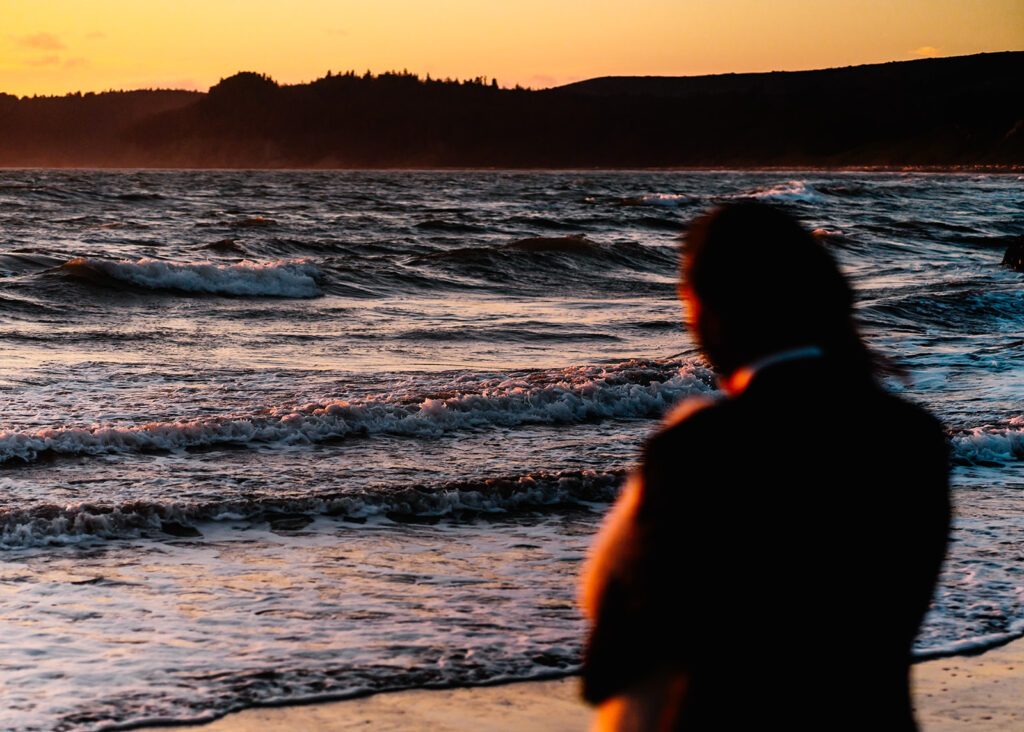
[0,52,1020,168]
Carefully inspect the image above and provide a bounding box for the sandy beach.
[911,639,1024,730]
[137,637,1024,731]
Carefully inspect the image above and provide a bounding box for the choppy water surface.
[0,171,1021,730]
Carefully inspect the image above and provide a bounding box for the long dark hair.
[682,202,876,381]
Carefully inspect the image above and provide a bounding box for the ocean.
[0,170,1021,730]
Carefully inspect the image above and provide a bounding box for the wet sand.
[911,638,1024,730]
[137,678,587,732]
[138,637,1024,731]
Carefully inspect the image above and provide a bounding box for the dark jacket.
[582,357,950,730]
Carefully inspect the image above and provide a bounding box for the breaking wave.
[913,618,1024,662]
[0,360,714,466]
[57,257,323,297]
[739,180,827,203]
[0,469,626,548]
[950,418,1024,466]
[7,418,1020,547]
[611,193,691,207]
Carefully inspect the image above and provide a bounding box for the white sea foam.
[61,257,323,297]
[950,417,1024,464]
[914,618,1024,661]
[742,180,827,203]
[638,193,690,207]
[0,361,713,465]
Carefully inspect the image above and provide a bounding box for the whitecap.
[638,194,690,207]
[60,257,323,297]
[740,180,828,203]
[950,417,1024,464]
[0,360,714,465]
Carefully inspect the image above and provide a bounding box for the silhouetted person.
[580,202,950,731]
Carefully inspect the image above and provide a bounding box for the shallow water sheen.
[0,171,1022,730]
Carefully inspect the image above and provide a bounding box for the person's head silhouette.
[681,201,871,382]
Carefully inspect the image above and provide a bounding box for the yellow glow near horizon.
[1,0,1021,96]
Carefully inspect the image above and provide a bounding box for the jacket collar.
[720,346,825,396]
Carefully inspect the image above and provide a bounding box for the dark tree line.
[0,89,201,167]
[0,52,1021,168]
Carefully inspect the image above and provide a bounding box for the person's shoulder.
[876,389,947,440]
[644,395,730,463]
[660,394,722,430]
[869,389,950,480]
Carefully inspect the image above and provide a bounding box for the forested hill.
[1,52,1021,168]
[0,90,202,167]
[557,51,1023,99]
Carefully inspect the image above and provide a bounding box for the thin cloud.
[85,31,106,40]
[23,55,61,67]
[18,32,66,50]
[327,28,349,37]
[912,46,942,58]
[63,57,90,69]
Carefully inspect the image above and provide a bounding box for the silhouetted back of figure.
[581,203,950,731]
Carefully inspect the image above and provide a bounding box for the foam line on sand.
[135,678,587,732]
[135,637,1024,731]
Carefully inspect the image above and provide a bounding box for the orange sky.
[2,0,1022,96]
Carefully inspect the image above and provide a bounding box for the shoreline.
[135,636,1024,731]
[2,165,1023,173]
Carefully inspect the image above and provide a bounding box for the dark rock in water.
[161,521,202,537]
[1002,237,1024,272]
